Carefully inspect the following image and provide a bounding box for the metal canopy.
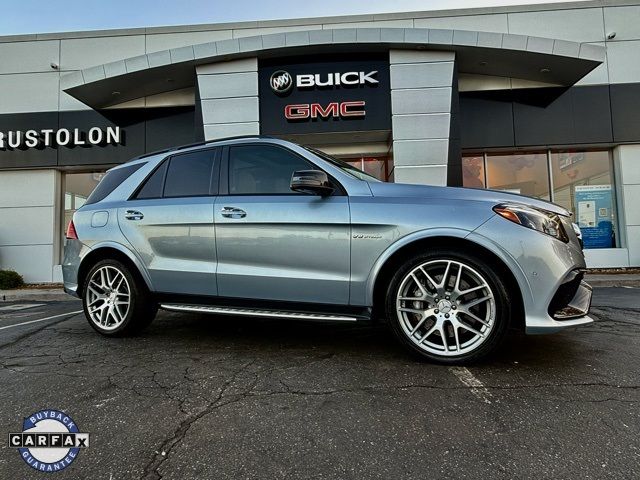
[61,28,605,109]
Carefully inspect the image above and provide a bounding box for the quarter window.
[85,163,144,205]
[228,145,313,195]
[135,160,168,199]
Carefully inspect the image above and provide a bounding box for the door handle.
[124,210,144,220]
[220,206,246,219]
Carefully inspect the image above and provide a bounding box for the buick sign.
[270,70,293,94]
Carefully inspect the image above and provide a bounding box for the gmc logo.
[284,101,366,120]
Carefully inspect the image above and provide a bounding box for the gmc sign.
[284,101,366,120]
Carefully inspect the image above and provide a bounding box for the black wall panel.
[513,85,612,146]
[145,107,197,152]
[610,83,640,143]
[0,112,59,169]
[459,91,515,149]
[460,84,622,150]
[571,85,613,144]
[0,106,196,170]
[58,109,146,167]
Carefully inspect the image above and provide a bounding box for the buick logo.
[270,70,293,94]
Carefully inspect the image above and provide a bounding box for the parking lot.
[0,287,638,479]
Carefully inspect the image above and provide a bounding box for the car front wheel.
[385,249,511,364]
[82,259,157,336]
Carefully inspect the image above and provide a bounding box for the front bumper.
[471,214,594,335]
[549,270,592,320]
[527,274,593,334]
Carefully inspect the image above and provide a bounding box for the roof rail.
[128,135,274,162]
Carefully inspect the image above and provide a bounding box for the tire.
[82,259,157,336]
[384,249,511,364]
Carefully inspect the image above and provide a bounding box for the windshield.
[305,147,382,182]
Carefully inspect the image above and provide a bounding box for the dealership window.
[345,156,394,182]
[486,151,550,200]
[461,155,485,188]
[462,149,618,248]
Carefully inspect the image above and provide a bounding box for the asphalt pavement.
[0,287,638,479]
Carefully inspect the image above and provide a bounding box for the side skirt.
[155,293,372,323]
[160,304,366,322]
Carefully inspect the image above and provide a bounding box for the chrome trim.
[160,304,358,322]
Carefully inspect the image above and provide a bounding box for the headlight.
[572,222,584,249]
[493,203,569,242]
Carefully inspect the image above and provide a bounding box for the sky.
[1,0,585,36]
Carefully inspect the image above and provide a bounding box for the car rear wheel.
[385,249,510,364]
[82,259,157,336]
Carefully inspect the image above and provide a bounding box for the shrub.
[0,270,24,289]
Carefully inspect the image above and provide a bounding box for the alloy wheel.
[85,265,131,331]
[395,259,496,356]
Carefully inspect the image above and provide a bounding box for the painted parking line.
[0,310,82,331]
[0,304,45,312]
[449,366,493,404]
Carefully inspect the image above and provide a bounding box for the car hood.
[367,182,570,216]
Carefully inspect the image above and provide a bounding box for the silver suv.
[63,136,593,363]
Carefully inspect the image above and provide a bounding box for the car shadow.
[138,310,594,371]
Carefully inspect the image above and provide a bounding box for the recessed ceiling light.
[479,61,488,66]
[112,91,121,96]
[540,68,551,74]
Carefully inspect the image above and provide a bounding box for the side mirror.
[290,170,334,196]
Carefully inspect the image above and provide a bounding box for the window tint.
[85,163,144,205]
[229,145,312,195]
[164,149,216,198]
[135,160,168,199]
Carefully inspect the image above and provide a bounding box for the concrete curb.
[585,275,640,288]
[0,289,74,302]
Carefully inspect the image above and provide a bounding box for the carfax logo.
[8,409,89,472]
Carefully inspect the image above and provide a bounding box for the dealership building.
[1,0,639,283]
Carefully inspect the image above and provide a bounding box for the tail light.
[66,220,78,240]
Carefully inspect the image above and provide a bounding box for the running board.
[159,304,360,322]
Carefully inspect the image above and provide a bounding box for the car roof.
[109,135,281,172]
[133,135,277,160]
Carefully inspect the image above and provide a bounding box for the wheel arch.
[77,242,153,297]
[368,231,527,330]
